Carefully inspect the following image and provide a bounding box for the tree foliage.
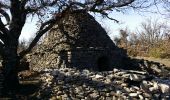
[114,18,170,58]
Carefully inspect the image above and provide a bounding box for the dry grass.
[134,56,170,67]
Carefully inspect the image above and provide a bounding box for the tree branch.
[103,14,119,23]
[0,9,10,25]
[107,0,135,9]
[0,1,10,9]
[90,0,135,12]
[19,18,57,58]
[0,17,9,34]
[0,31,6,43]
[25,0,59,13]
[0,40,4,55]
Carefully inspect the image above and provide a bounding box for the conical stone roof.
[41,10,117,51]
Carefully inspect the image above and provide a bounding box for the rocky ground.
[1,59,170,99]
[30,61,170,100]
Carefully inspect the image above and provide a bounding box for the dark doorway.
[97,56,110,71]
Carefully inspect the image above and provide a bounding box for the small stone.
[153,81,159,89]
[74,72,80,76]
[113,68,119,73]
[112,96,116,100]
[140,81,149,91]
[116,90,122,95]
[76,94,84,99]
[89,92,99,98]
[121,83,128,87]
[57,91,63,95]
[50,96,57,100]
[159,83,170,93]
[149,87,155,92]
[105,79,111,84]
[105,97,112,100]
[153,94,160,99]
[129,74,142,81]
[145,98,150,100]
[82,69,90,75]
[51,70,57,76]
[95,74,103,79]
[124,87,130,92]
[106,93,110,97]
[138,95,144,99]
[131,86,140,91]
[143,93,152,98]
[129,93,138,97]
[107,74,114,79]
[151,65,162,73]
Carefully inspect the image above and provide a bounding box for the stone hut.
[28,10,127,71]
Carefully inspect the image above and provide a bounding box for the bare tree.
[0,0,158,90]
[114,28,129,48]
[162,0,170,14]
[137,19,166,48]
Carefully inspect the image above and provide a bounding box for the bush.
[149,48,162,58]
[160,53,170,58]
[127,48,138,57]
[148,46,170,58]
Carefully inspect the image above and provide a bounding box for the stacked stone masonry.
[28,10,127,71]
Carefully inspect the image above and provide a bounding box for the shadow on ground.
[1,58,170,99]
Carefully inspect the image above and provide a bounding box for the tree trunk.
[2,41,20,91]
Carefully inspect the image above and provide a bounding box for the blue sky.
[19,8,167,42]
[96,10,166,39]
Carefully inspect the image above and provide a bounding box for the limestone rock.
[159,83,170,93]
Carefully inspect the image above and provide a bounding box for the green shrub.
[160,53,170,58]
[148,47,164,58]
[127,48,138,57]
[148,46,170,58]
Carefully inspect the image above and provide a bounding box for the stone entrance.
[97,56,110,71]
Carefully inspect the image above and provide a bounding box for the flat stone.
[151,65,162,73]
[106,93,110,97]
[138,95,144,99]
[121,83,128,87]
[82,69,90,75]
[113,68,119,73]
[105,97,112,100]
[57,91,63,95]
[129,74,142,81]
[140,81,149,91]
[159,83,170,93]
[105,79,111,84]
[153,94,160,98]
[107,74,114,79]
[89,92,99,98]
[50,96,57,100]
[123,87,131,92]
[95,74,103,79]
[129,93,138,97]
[143,93,152,98]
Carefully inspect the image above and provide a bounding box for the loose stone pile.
[34,67,170,100]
